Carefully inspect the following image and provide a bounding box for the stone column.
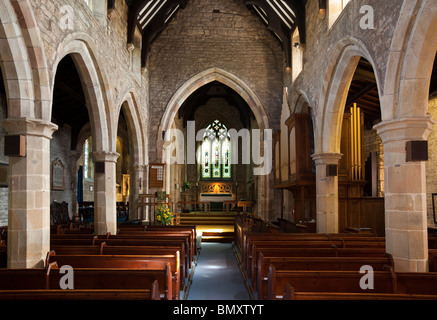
[69,151,82,220]
[375,116,435,272]
[91,151,119,235]
[129,164,146,221]
[311,153,343,234]
[2,118,58,268]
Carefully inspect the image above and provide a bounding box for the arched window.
[201,120,232,180]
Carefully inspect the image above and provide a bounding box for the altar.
[199,182,235,211]
[200,193,234,211]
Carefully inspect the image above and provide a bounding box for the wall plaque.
[52,159,65,190]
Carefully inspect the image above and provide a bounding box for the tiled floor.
[186,242,251,300]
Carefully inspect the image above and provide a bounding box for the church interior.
[0,0,437,302]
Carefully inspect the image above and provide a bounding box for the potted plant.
[182,181,191,192]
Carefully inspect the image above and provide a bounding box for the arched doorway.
[338,57,385,236]
[50,55,91,225]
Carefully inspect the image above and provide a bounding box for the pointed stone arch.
[0,0,35,119]
[159,68,270,139]
[316,36,383,155]
[383,0,437,119]
[51,35,111,153]
[158,68,272,220]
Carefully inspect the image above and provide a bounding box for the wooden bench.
[240,232,384,271]
[247,245,387,280]
[111,231,196,263]
[0,262,173,300]
[50,244,188,289]
[49,263,174,300]
[50,237,189,276]
[256,252,394,299]
[0,287,161,300]
[282,284,437,300]
[46,251,181,299]
[267,265,437,300]
[51,233,193,268]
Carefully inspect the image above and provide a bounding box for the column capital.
[91,151,120,163]
[2,117,58,139]
[374,116,436,144]
[311,152,343,165]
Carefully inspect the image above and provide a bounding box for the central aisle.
[186,242,251,300]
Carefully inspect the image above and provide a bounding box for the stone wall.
[50,123,73,214]
[285,0,404,125]
[30,0,149,146]
[427,97,437,227]
[147,0,285,163]
[0,93,8,226]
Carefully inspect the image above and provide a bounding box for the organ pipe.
[350,103,363,181]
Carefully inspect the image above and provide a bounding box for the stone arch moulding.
[0,0,36,119]
[9,0,52,121]
[117,90,147,168]
[51,35,112,153]
[159,68,270,141]
[316,37,384,155]
[159,67,272,220]
[384,0,437,119]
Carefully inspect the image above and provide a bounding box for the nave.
[1,215,437,301]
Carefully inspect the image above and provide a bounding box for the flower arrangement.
[155,204,174,225]
[182,181,191,192]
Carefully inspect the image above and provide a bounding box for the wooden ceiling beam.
[282,0,306,44]
[346,82,377,107]
[141,0,188,68]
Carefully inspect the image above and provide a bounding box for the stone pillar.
[2,118,58,268]
[91,151,119,235]
[129,164,146,221]
[311,153,343,234]
[375,117,435,272]
[69,151,82,220]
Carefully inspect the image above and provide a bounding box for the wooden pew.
[282,283,437,300]
[50,244,188,290]
[247,245,387,280]
[0,262,173,300]
[240,232,384,272]
[51,233,193,270]
[0,286,161,300]
[50,237,189,278]
[49,263,174,300]
[46,251,181,300]
[267,265,437,300]
[256,252,394,299]
[110,231,196,263]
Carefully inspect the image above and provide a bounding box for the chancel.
[0,0,436,302]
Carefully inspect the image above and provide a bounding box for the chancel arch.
[159,68,272,220]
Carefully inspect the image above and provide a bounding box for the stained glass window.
[201,120,232,180]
